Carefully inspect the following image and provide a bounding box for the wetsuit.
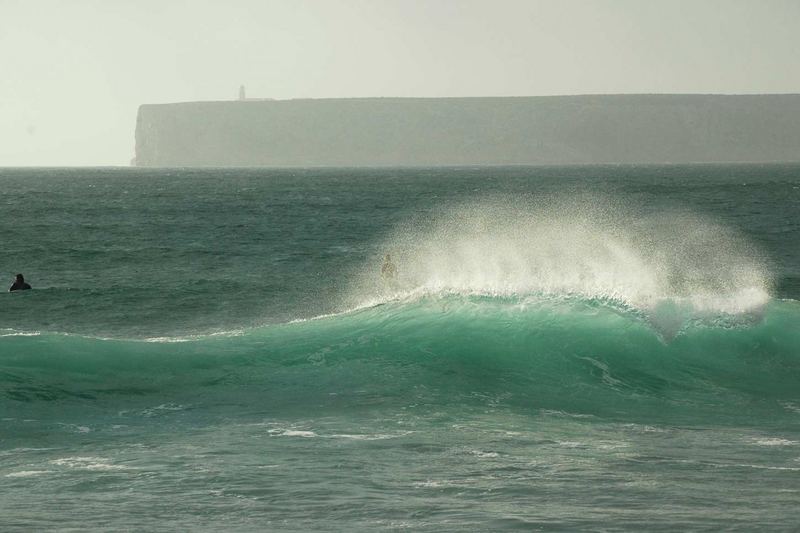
[9,281,31,291]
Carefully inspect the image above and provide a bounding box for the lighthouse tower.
[238,85,246,101]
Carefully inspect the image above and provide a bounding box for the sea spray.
[347,195,772,335]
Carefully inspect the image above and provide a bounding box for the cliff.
[134,95,800,167]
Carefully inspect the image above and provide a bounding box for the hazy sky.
[2,0,799,166]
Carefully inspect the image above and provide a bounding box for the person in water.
[9,273,31,292]
[381,254,397,280]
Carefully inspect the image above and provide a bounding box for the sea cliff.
[134,94,800,167]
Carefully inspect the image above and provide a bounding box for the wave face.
[3,295,798,426]
[3,296,799,531]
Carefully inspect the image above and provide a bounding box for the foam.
[5,470,53,478]
[50,456,130,471]
[753,438,798,447]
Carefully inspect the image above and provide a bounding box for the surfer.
[381,254,397,280]
[9,273,31,292]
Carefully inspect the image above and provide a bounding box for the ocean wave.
[346,196,773,317]
[1,295,798,424]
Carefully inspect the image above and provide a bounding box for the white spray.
[347,195,772,320]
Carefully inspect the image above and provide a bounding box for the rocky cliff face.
[134,95,800,167]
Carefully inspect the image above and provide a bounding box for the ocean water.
[1,164,799,531]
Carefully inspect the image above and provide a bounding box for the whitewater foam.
[753,438,798,447]
[50,457,130,471]
[5,470,53,478]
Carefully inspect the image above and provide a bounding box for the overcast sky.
[2,0,799,166]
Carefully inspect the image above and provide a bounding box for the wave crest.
[348,196,772,317]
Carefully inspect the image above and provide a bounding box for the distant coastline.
[134,94,800,167]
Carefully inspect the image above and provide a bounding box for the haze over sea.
[1,164,799,531]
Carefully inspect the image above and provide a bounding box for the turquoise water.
[1,165,799,530]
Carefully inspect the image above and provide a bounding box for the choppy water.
[1,165,799,531]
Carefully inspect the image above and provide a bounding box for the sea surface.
[1,164,799,531]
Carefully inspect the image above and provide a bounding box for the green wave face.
[2,296,799,427]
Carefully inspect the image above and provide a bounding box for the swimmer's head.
[15,274,24,282]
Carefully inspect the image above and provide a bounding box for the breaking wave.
[2,197,795,425]
[1,295,798,425]
[347,196,772,319]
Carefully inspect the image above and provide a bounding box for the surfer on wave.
[381,254,397,281]
[9,273,31,292]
